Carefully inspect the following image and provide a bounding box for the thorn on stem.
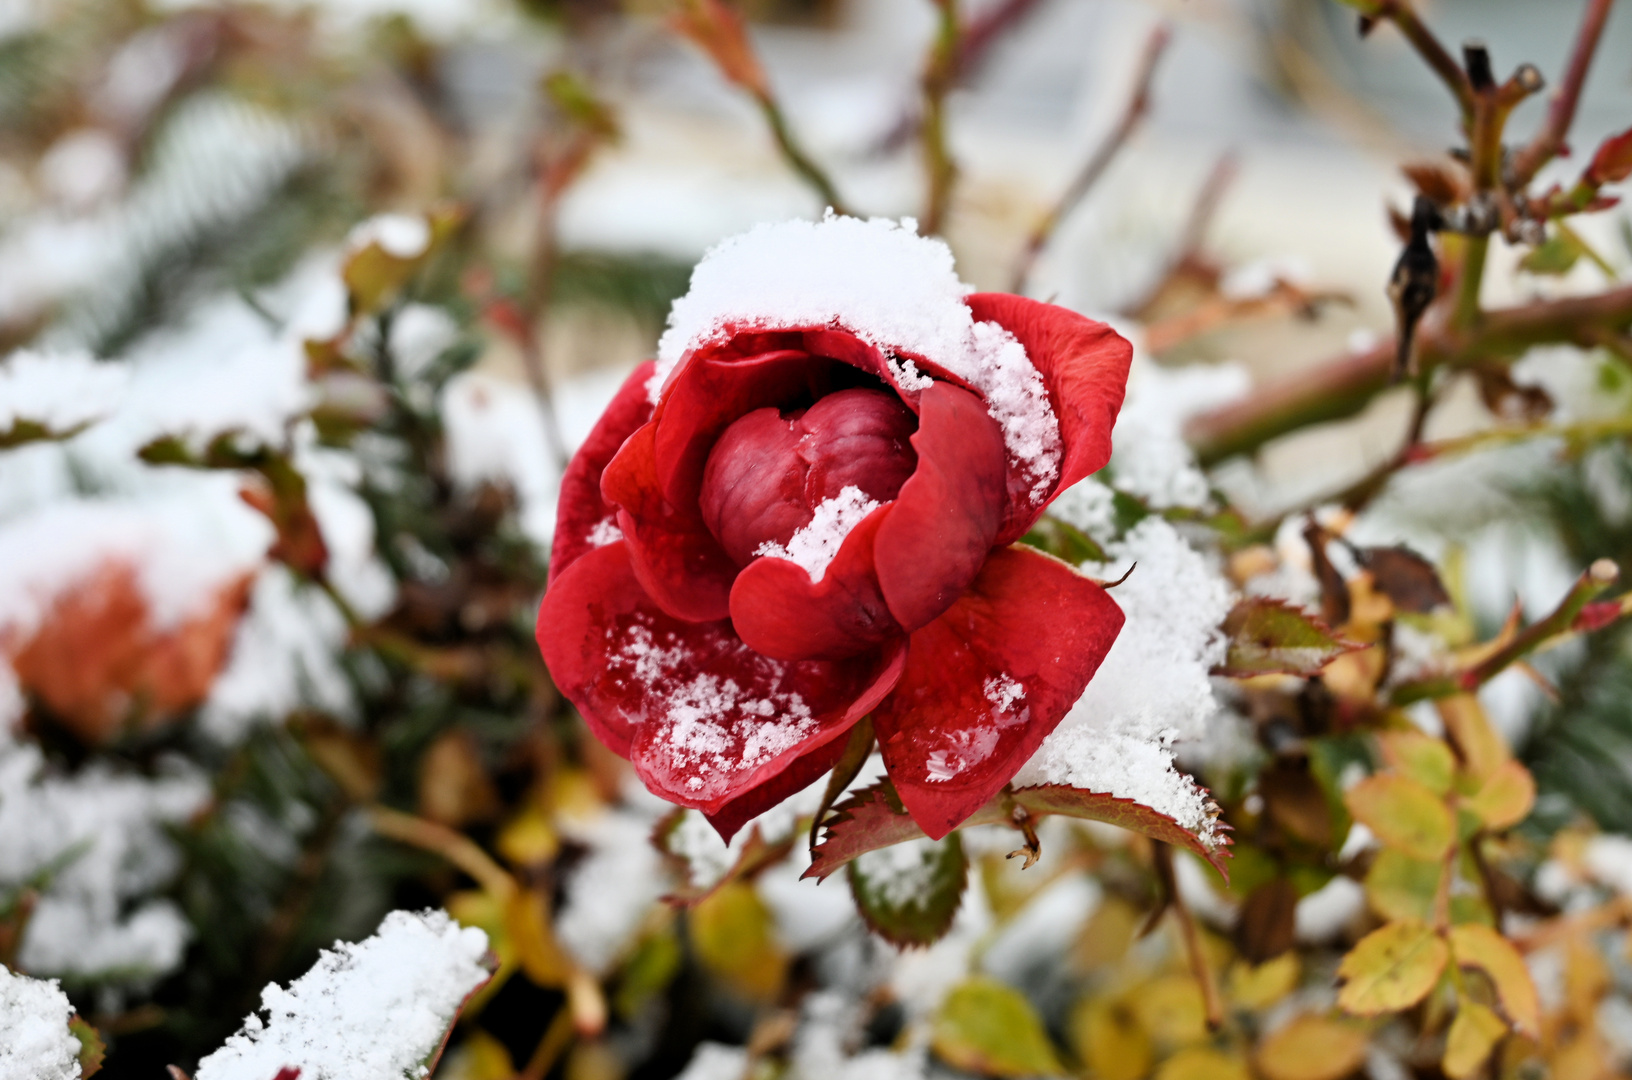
[1463,41,1495,91]
[1358,14,1378,37]
[1005,805,1041,869]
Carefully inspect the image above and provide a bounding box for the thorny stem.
[1185,283,1632,465]
[1509,0,1617,187]
[757,93,849,214]
[1354,0,1475,119]
[1010,24,1170,293]
[1153,843,1224,1031]
[1391,558,1622,705]
[919,0,961,236]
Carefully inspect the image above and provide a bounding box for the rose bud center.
[699,387,919,567]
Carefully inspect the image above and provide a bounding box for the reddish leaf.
[1216,598,1360,678]
[805,779,1229,882]
[1586,127,1632,185]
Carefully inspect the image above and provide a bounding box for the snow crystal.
[983,675,1025,714]
[194,909,490,1080]
[652,215,1063,503]
[587,516,623,547]
[555,806,665,974]
[1014,517,1235,840]
[852,838,948,908]
[756,486,879,582]
[0,740,208,980]
[1109,349,1249,511]
[0,967,81,1080]
[0,350,127,439]
[346,213,430,260]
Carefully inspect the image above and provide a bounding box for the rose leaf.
[1215,598,1360,678]
[1337,919,1449,1016]
[847,832,967,948]
[931,977,1066,1077]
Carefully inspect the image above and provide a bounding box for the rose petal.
[797,387,918,505]
[872,381,1008,632]
[550,361,657,585]
[872,545,1124,839]
[701,714,860,842]
[603,421,736,622]
[729,503,902,661]
[965,294,1133,541]
[538,540,906,818]
[654,347,832,508]
[699,406,813,567]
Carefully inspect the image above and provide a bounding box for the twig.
[368,804,517,900]
[1354,0,1474,118]
[1509,0,1617,187]
[920,0,961,236]
[957,0,1047,80]
[1184,283,1632,465]
[1404,415,1632,464]
[759,96,848,213]
[1392,559,1621,705]
[1143,282,1348,355]
[518,1003,576,1080]
[1009,24,1170,293]
[1153,843,1224,1031]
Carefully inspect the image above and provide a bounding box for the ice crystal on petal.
[755,486,879,582]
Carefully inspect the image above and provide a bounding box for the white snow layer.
[1014,517,1234,841]
[194,909,490,1080]
[1109,350,1249,511]
[0,350,127,439]
[0,739,208,979]
[652,215,1063,502]
[0,967,82,1080]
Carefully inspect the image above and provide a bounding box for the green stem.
[757,95,848,214]
[919,0,960,236]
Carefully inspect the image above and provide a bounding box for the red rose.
[536,218,1132,841]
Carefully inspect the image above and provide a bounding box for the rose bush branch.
[920,0,961,235]
[1009,23,1170,294]
[1186,283,1632,466]
[1340,0,1473,118]
[671,0,849,214]
[1509,0,1618,187]
[1392,558,1627,705]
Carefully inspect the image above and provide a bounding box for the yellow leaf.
[496,802,560,867]
[1442,1001,1507,1079]
[1068,997,1150,1080]
[508,887,573,987]
[1074,896,1141,970]
[1364,849,1441,922]
[690,882,787,1000]
[1256,1014,1369,1080]
[1228,954,1300,1010]
[1129,974,1209,1049]
[1435,695,1508,782]
[933,977,1065,1077]
[1378,730,1456,795]
[1565,936,1612,1024]
[1463,760,1535,831]
[441,1030,516,1080]
[1337,920,1449,1015]
[1155,1047,1251,1080]
[1344,775,1454,861]
[1449,924,1540,1036]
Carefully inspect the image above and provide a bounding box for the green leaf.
[68,1015,105,1078]
[932,977,1065,1077]
[1519,229,1584,276]
[1336,919,1448,1015]
[1215,599,1359,678]
[1364,848,1441,922]
[1020,515,1106,564]
[1376,731,1456,796]
[1343,774,1454,861]
[847,833,966,947]
[806,781,1229,883]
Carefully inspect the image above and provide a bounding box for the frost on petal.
[0,739,208,980]
[194,909,490,1080]
[650,215,1062,502]
[1108,350,1249,511]
[1014,517,1235,843]
[755,486,880,582]
[0,967,82,1080]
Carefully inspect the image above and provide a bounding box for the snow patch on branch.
[194,909,490,1080]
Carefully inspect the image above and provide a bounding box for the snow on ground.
[194,909,490,1080]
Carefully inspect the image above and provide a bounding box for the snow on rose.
[536,215,1135,840]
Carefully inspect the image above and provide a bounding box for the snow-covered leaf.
[1216,598,1358,678]
[805,780,1229,883]
[846,833,966,948]
[68,1015,105,1078]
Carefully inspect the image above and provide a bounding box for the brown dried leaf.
[1359,546,1451,613]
